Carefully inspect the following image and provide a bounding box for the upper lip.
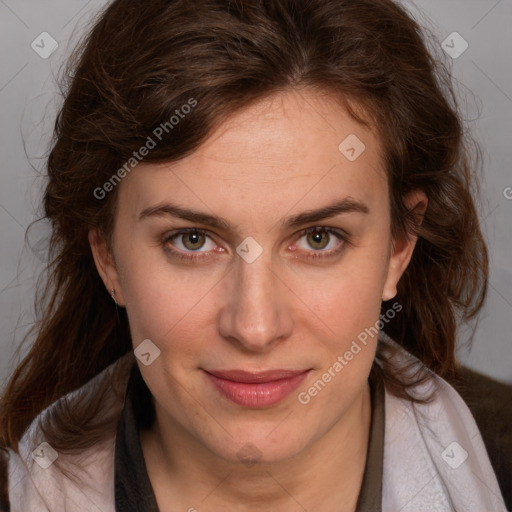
[204,369,310,383]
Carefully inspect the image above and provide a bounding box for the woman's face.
[92,88,420,465]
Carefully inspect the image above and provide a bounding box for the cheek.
[295,259,386,409]
[124,281,212,349]
[116,240,220,343]
[292,250,388,340]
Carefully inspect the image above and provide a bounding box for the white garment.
[380,333,507,511]
[5,334,508,511]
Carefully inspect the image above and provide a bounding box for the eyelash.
[161,226,350,263]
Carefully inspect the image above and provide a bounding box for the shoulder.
[378,334,509,510]
[448,366,512,511]
[2,352,134,512]
[450,365,512,431]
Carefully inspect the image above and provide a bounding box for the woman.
[0,0,510,511]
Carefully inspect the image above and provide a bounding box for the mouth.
[203,368,311,408]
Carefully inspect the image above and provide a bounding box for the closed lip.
[203,369,311,383]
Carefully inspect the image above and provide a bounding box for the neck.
[141,381,372,512]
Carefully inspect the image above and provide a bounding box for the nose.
[217,251,294,353]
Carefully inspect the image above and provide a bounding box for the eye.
[301,229,331,251]
[289,226,349,260]
[165,229,217,253]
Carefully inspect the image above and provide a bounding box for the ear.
[382,189,428,301]
[88,228,126,306]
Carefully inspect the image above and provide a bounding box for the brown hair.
[0,0,487,465]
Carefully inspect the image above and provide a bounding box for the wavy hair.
[0,0,487,467]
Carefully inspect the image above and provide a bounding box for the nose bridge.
[238,256,275,313]
[218,249,293,351]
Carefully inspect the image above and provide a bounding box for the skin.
[90,87,426,512]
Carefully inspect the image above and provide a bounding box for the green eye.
[306,229,330,250]
[161,227,220,264]
[292,226,350,261]
[181,230,207,251]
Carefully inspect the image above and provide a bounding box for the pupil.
[309,229,327,249]
[184,231,203,250]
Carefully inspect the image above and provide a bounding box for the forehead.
[118,88,387,220]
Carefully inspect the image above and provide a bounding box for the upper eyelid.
[300,226,348,237]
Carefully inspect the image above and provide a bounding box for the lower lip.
[204,371,310,408]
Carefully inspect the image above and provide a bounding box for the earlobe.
[382,280,398,301]
[382,189,428,301]
[382,234,416,300]
[88,229,126,306]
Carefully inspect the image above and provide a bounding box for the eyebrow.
[138,197,370,231]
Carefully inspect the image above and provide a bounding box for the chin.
[205,428,308,467]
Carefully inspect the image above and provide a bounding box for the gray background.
[0,0,511,390]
